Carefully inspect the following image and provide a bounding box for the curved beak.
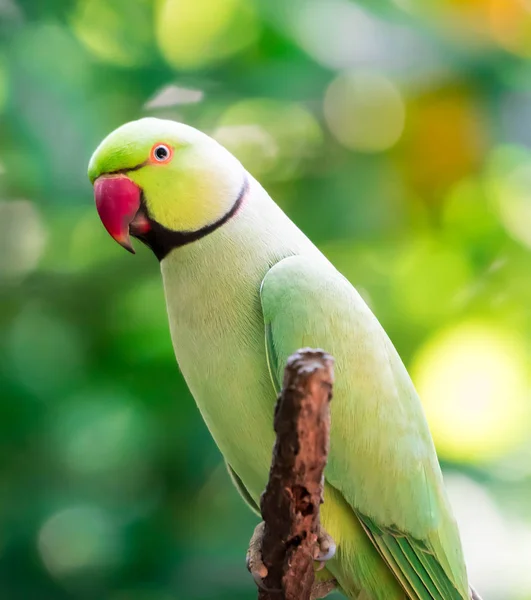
[93,175,142,253]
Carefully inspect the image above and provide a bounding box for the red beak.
[94,175,142,253]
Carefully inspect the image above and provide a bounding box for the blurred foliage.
[2,0,531,598]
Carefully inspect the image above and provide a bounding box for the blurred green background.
[1,0,531,598]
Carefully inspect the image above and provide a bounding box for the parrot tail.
[470,585,483,600]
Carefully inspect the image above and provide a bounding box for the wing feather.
[260,256,470,600]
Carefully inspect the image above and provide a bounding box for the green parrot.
[88,118,481,600]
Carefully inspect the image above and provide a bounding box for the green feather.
[226,462,260,515]
[359,518,418,599]
[261,256,470,599]
[264,321,281,394]
[93,119,475,599]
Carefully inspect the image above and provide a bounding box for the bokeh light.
[489,150,531,250]
[489,0,531,58]
[71,0,154,67]
[145,85,204,110]
[293,0,384,71]
[0,200,46,279]
[324,71,405,153]
[412,321,531,463]
[51,390,156,483]
[156,0,259,70]
[6,306,85,397]
[214,99,322,180]
[38,506,121,579]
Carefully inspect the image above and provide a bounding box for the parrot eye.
[151,143,173,163]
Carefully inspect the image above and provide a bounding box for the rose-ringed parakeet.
[88,118,481,600]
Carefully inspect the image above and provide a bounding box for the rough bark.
[257,348,334,600]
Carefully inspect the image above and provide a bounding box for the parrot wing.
[259,255,469,600]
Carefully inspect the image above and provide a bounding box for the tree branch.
[257,348,334,600]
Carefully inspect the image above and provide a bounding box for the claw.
[246,522,269,590]
[246,555,268,590]
[247,521,336,589]
[314,527,336,570]
[251,565,269,590]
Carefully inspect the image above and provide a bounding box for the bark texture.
[258,348,334,600]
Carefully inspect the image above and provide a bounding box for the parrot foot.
[246,521,337,589]
[246,522,268,589]
[314,527,336,568]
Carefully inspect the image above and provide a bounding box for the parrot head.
[88,118,245,260]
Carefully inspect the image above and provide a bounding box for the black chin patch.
[133,176,248,261]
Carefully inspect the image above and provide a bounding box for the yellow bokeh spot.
[489,0,531,58]
[412,321,531,463]
[489,154,531,250]
[156,0,259,70]
[324,71,405,153]
[71,0,154,67]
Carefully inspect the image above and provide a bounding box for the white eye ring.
[153,144,171,162]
